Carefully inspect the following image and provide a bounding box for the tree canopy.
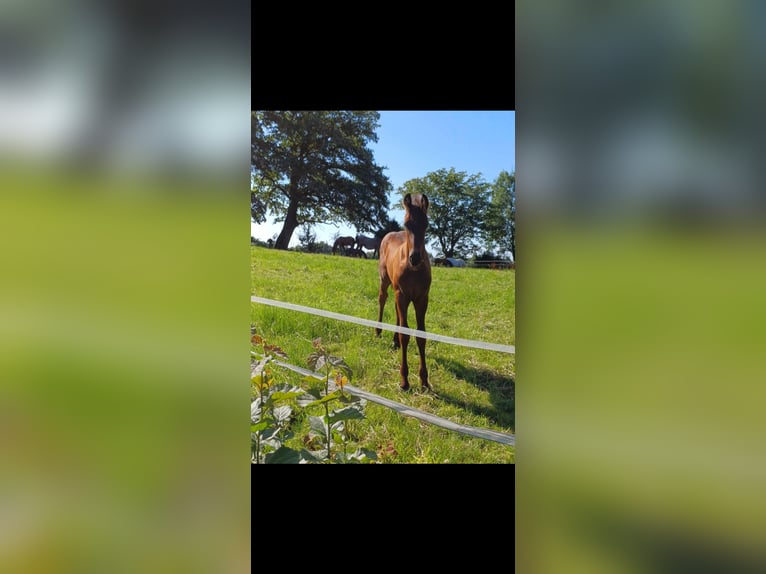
[251,111,391,249]
[484,170,516,261]
[374,216,403,240]
[398,168,491,258]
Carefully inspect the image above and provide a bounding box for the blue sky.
[251,110,515,247]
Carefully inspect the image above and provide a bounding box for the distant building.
[434,257,467,268]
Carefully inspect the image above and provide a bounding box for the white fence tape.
[254,352,515,447]
[251,296,515,354]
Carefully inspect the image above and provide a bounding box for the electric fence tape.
[253,352,515,447]
[251,296,515,354]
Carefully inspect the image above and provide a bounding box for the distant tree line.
[252,111,515,261]
[398,167,515,260]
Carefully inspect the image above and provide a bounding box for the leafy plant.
[251,334,376,464]
[303,338,377,463]
[250,349,306,464]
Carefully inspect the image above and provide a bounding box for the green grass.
[251,246,515,463]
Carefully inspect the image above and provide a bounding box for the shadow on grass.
[432,356,515,429]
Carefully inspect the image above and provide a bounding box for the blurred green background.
[519,225,766,573]
[518,1,766,572]
[0,0,250,571]
[0,173,250,573]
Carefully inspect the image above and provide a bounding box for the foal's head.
[402,193,429,267]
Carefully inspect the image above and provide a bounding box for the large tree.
[250,170,267,224]
[484,170,516,261]
[374,216,402,240]
[399,168,490,258]
[251,111,391,249]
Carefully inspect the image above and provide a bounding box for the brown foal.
[376,193,432,390]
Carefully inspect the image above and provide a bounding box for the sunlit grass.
[251,246,515,463]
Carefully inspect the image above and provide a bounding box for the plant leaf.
[260,427,280,442]
[333,372,349,390]
[348,448,378,462]
[251,421,269,433]
[295,393,318,408]
[273,405,292,423]
[333,450,349,463]
[297,449,321,463]
[264,343,288,359]
[270,389,304,402]
[262,439,282,451]
[337,393,363,405]
[307,352,326,372]
[329,357,352,378]
[305,381,326,397]
[328,405,365,424]
[305,390,342,408]
[265,446,302,464]
[308,415,327,438]
[331,428,345,444]
[302,448,328,462]
[250,357,270,378]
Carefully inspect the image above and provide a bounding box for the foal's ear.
[421,194,429,214]
[403,193,412,209]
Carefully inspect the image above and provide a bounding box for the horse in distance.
[332,236,356,255]
[376,193,432,391]
[355,234,381,258]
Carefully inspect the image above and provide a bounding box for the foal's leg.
[414,297,430,389]
[392,299,401,349]
[376,274,391,338]
[395,291,411,390]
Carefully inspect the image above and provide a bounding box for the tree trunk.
[444,238,456,258]
[439,238,450,259]
[275,199,299,250]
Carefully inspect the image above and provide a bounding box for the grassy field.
[251,246,515,463]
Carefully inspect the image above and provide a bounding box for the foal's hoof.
[399,382,410,391]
